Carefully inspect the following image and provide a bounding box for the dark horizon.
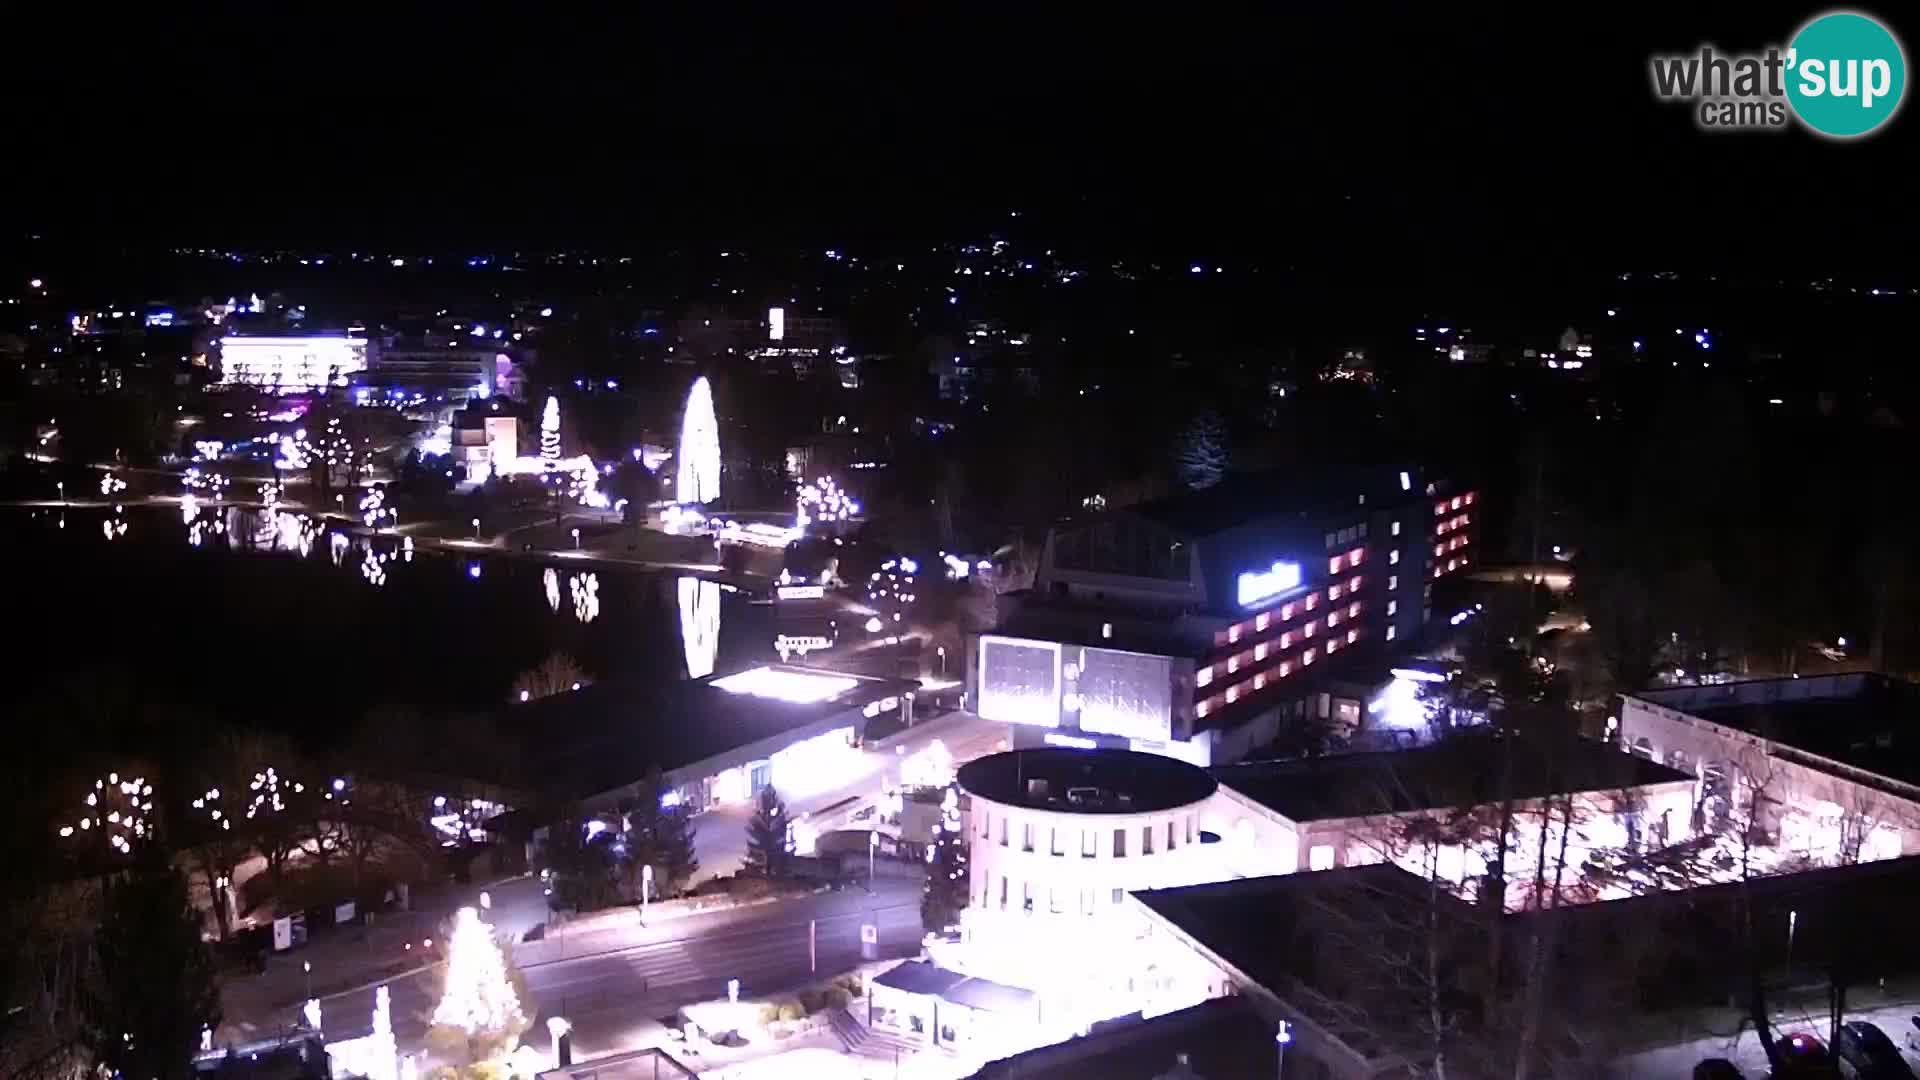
[4,5,1916,280]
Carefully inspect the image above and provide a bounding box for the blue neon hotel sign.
[1237,560,1302,608]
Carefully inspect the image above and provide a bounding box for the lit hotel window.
[1303,649,1317,666]
[1388,600,1398,616]
[1348,602,1361,617]
[1389,550,1401,566]
[1329,555,1343,574]
[1304,621,1318,637]
[1255,612,1269,632]
[1387,625,1397,641]
[1347,628,1358,644]
[1392,520,1401,536]
[1196,666,1213,687]
[1388,574,1398,590]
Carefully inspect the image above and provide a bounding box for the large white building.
[953,748,1228,1028]
[218,333,370,391]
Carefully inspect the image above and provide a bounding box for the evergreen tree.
[542,817,620,912]
[1174,409,1230,490]
[81,863,221,1080]
[743,785,790,878]
[921,786,970,933]
[622,771,700,897]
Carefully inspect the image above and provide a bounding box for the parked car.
[1774,1031,1841,1078]
[1834,1021,1918,1079]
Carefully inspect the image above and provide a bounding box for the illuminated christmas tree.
[540,396,562,463]
[921,786,969,933]
[428,907,528,1063]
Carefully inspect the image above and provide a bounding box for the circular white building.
[959,748,1218,936]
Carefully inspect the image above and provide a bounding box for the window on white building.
[999,818,1008,847]
[1309,844,1335,871]
[1051,828,1065,856]
[1112,887,1126,905]
[1083,829,1096,857]
[1023,881,1034,913]
[999,876,1008,910]
[1022,823,1035,852]
[1142,826,1156,855]
[1113,828,1127,857]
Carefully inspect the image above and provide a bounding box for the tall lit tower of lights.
[676,376,721,505]
[540,396,562,464]
[677,576,721,679]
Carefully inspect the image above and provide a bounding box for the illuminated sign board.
[769,307,786,341]
[1075,647,1173,741]
[776,585,826,600]
[1236,560,1302,607]
[978,636,1062,728]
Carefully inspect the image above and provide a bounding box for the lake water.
[0,504,828,740]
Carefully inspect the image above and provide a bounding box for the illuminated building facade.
[519,662,919,816]
[1621,674,1920,870]
[953,749,1225,1028]
[968,467,1478,766]
[218,333,370,391]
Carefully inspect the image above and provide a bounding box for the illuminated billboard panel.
[1076,647,1173,741]
[978,636,1062,728]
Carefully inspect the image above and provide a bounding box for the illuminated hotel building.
[217,333,371,391]
[967,467,1477,766]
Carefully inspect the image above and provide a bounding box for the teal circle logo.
[1786,11,1907,138]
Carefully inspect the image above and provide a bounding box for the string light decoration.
[569,572,600,624]
[102,504,128,541]
[358,486,391,528]
[864,557,917,635]
[98,471,127,497]
[190,786,232,833]
[921,785,969,933]
[543,568,561,613]
[429,907,527,1049]
[796,475,859,529]
[540,397,562,464]
[57,772,156,856]
[676,377,720,505]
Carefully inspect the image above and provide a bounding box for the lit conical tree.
[540,396,562,463]
[428,907,528,1063]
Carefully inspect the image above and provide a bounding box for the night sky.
[4,5,1915,278]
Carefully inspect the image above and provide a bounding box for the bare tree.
[511,652,589,703]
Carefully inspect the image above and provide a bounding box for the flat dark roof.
[873,960,968,997]
[1133,865,1475,1063]
[1636,673,1920,790]
[1127,465,1421,538]
[1213,733,1688,822]
[517,665,917,801]
[958,748,1217,815]
[968,996,1274,1080]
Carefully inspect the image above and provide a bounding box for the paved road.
[233,879,926,1062]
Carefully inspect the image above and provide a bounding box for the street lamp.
[303,960,312,999]
[546,1017,571,1069]
[571,527,580,550]
[471,517,481,540]
[640,864,653,924]
[869,830,879,892]
[937,645,946,677]
[55,480,64,506]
